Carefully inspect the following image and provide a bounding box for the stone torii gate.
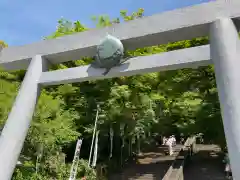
[0,0,240,179]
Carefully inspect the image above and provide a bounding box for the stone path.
[183,144,227,180]
[109,144,228,180]
[109,144,182,180]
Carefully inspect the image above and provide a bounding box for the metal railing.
[162,136,196,180]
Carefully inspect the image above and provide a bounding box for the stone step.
[109,145,183,180]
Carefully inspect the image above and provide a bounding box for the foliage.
[0,40,8,47]
[0,7,225,180]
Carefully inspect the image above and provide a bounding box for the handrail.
[176,136,196,180]
[162,136,196,180]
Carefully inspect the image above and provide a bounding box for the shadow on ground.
[108,145,182,180]
[183,144,227,180]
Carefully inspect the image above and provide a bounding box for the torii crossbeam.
[0,0,240,179]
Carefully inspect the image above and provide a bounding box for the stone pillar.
[210,18,240,180]
[0,55,48,180]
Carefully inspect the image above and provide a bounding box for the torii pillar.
[210,18,240,180]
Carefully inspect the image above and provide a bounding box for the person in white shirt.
[166,136,174,156]
[162,136,167,145]
[172,135,176,146]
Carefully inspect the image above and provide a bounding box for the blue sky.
[0,0,211,46]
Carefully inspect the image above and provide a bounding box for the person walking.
[180,133,185,144]
[223,152,232,179]
[172,135,176,146]
[162,136,167,145]
[166,136,174,156]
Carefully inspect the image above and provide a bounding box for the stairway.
[183,144,227,180]
[109,144,182,180]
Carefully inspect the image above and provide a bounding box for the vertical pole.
[210,18,240,180]
[88,104,99,167]
[0,55,48,180]
[69,139,83,180]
